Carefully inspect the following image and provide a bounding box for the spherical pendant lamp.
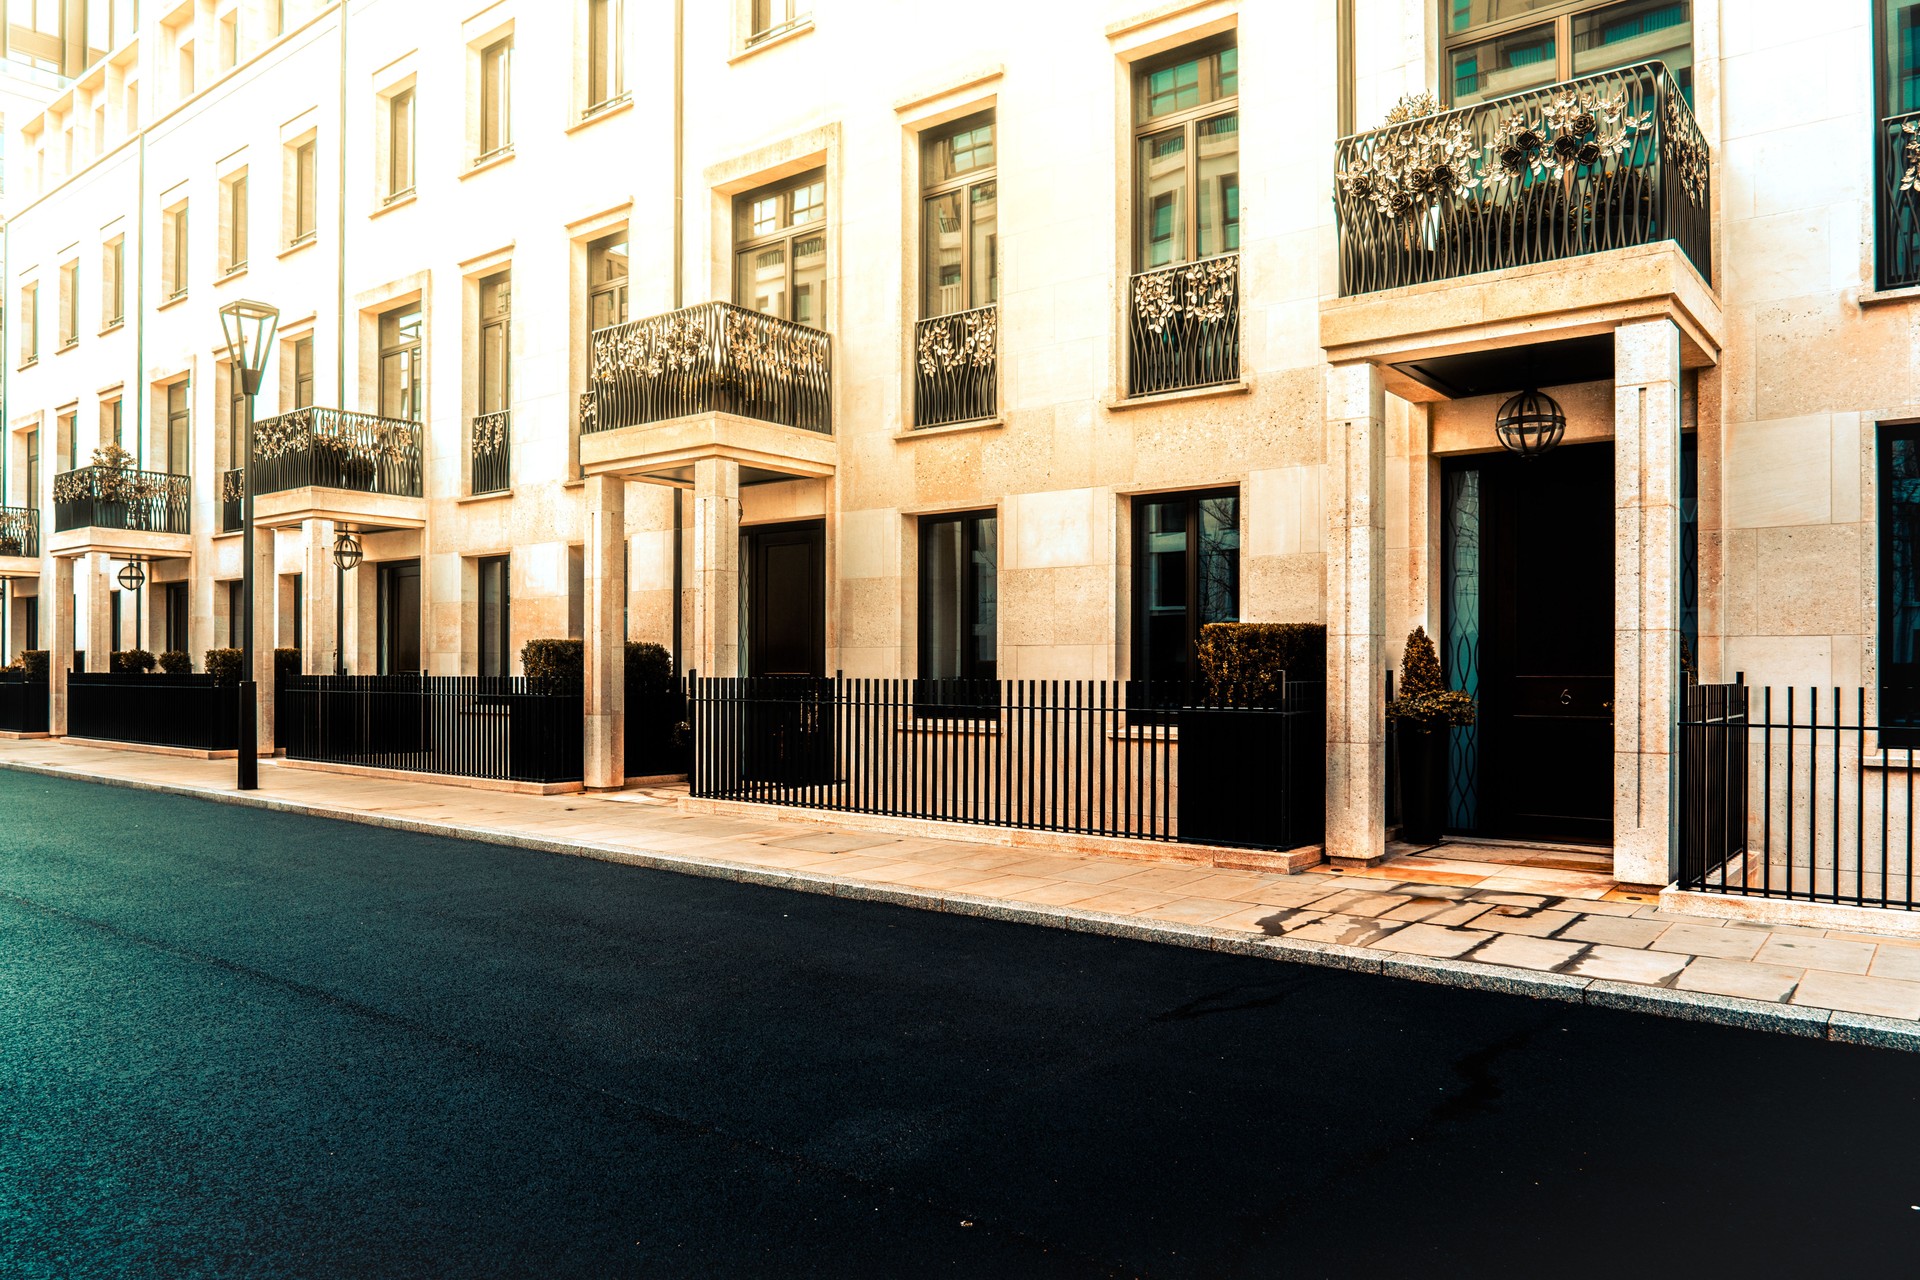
[1494,388,1567,458]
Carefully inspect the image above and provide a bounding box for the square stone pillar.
[692,458,741,678]
[47,557,74,736]
[1614,319,1683,887]
[303,520,338,676]
[86,554,112,671]
[584,473,627,789]
[1325,361,1388,864]
[253,530,277,754]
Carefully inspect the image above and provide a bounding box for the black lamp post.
[332,530,362,676]
[220,299,281,791]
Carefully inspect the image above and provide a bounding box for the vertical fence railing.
[588,301,832,435]
[220,469,244,534]
[249,408,424,498]
[51,467,193,535]
[0,673,49,734]
[1680,682,1920,912]
[66,673,239,750]
[688,676,1324,851]
[0,505,39,557]
[471,410,511,495]
[1877,110,1920,291]
[280,674,584,784]
[1126,253,1241,397]
[912,304,998,427]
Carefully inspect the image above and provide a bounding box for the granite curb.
[3,758,1914,1053]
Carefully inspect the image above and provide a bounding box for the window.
[57,260,78,349]
[1132,490,1240,689]
[164,381,190,475]
[24,429,40,508]
[178,38,195,100]
[1883,424,1920,744]
[1133,38,1238,270]
[919,511,998,684]
[226,580,244,647]
[733,170,827,328]
[1443,0,1693,108]
[164,202,189,299]
[588,232,629,332]
[219,11,237,70]
[479,37,512,160]
[164,581,189,656]
[387,88,415,200]
[58,411,76,471]
[587,0,625,113]
[125,82,139,135]
[101,397,122,447]
[102,235,125,327]
[291,138,317,242]
[292,335,315,409]
[921,112,997,317]
[479,272,510,415]
[567,544,585,640]
[477,555,511,679]
[379,305,424,422]
[221,170,248,274]
[750,0,803,42]
[1881,1,1920,117]
[377,559,422,674]
[18,283,37,366]
[289,573,304,652]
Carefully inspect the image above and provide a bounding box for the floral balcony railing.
[1878,109,1920,290]
[913,304,998,427]
[52,466,191,535]
[587,301,832,436]
[0,506,38,557]
[578,391,596,435]
[220,469,244,533]
[249,407,423,499]
[1333,62,1708,297]
[1127,253,1241,397]
[472,409,510,495]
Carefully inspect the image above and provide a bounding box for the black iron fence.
[249,407,423,498]
[220,468,244,533]
[1878,109,1920,290]
[471,410,510,494]
[588,302,832,435]
[67,672,239,751]
[1681,681,1920,912]
[913,305,998,427]
[52,466,192,535]
[626,678,687,778]
[1127,253,1240,397]
[0,673,48,733]
[688,676,1324,851]
[0,505,38,557]
[280,674,583,784]
[1334,62,1709,296]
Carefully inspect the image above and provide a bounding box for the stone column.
[1325,361,1387,864]
[303,520,338,676]
[1614,319,1683,887]
[47,557,74,736]
[253,529,277,754]
[584,473,626,789]
[85,554,112,671]
[692,458,741,678]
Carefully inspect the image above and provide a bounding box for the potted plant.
[1180,622,1328,851]
[1387,627,1475,845]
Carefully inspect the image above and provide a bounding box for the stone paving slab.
[5,738,1920,1052]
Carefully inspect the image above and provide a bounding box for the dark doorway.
[163,582,188,656]
[1443,442,1614,844]
[378,559,422,674]
[744,521,824,677]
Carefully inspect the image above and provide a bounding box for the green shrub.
[111,649,157,674]
[204,648,243,684]
[17,650,49,679]
[274,647,302,681]
[158,649,192,675]
[522,638,584,684]
[625,640,675,691]
[1387,627,1475,727]
[1196,622,1326,705]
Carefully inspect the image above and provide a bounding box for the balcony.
[48,465,192,559]
[246,407,426,532]
[1126,255,1241,398]
[220,469,244,534]
[1878,110,1920,290]
[581,302,835,486]
[0,506,39,569]
[914,304,998,427]
[471,410,510,495]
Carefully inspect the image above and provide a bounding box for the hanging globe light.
[331,530,364,571]
[117,560,147,591]
[1494,388,1567,458]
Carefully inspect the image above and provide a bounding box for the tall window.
[387,88,415,200]
[750,0,803,42]
[18,283,37,366]
[1132,490,1240,688]
[588,232,629,332]
[1134,38,1238,270]
[734,170,826,328]
[102,236,125,327]
[164,202,189,299]
[58,412,76,471]
[377,559,422,674]
[587,0,625,112]
[164,581,189,655]
[1443,0,1693,108]
[57,260,78,348]
[222,170,248,274]
[479,272,511,417]
[1881,1,1920,117]
[292,138,317,242]
[292,335,315,408]
[479,37,512,159]
[101,397,122,447]
[1882,423,1920,743]
[24,429,40,508]
[477,555,511,679]
[921,113,997,317]
[379,305,424,422]
[165,381,190,475]
[919,511,998,683]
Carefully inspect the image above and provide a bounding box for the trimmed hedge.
[16,650,50,679]
[522,638,584,684]
[1195,622,1326,705]
[204,648,243,685]
[274,647,302,681]
[111,649,158,674]
[626,640,674,690]
[158,649,193,675]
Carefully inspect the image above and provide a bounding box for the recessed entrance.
[1442,442,1614,845]
[743,520,825,678]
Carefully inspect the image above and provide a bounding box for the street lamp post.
[332,530,362,676]
[219,299,280,791]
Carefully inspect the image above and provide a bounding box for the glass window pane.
[1448,23,1557,106]
[1143,499,1190,685]
[789,180,825,226]
[737,244,787,317]
[1138,43,1235,123]
[1573,0,1692,92]
[791,234,826,328]
[748,195,778,236]
[1137,129,1188,268]
[923,519,963,680]
[1197,495,1241,627]
[1446,0,1562,35]
[925,119,994,186]
[923,191,964,316]
[970,181,998,306]
[1196,114,1238,258]
[1888,1,1920,115]
[972,516,997,674]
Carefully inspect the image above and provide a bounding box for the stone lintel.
[580,410,837,483]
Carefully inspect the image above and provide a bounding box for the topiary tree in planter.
[158,649,192,675]
[204,647,243,685]
[1387,627,1476,845]
[111,649,157,674]
[1196,622,1326,706]
[522,638,585,686]
[18,650,50,680]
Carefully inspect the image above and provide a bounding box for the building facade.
[0,0,1913,892]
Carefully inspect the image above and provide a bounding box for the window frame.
[917,509,999,687]
[478,36,513,161]
[1880,419,1920,747]
[1438,0,1695,109]
[587,231,630,334]
[19,282,38,367]
[586,0,626,115]
[748,0,805,44]
[920,111,998,318]
[222,169,249,275]
[292,335,315,409]
[477,554,511,679]
[102,235,125,329]
[478,270,511,417]
[1131,35,1239,272]
[293,138,318,244]
[731,168,829,328]
[24,428,41,508]
[1877,0,1920,120]
[57,259,79,349]
[1129,487,1243,691]
[164,202,190,300]
[387,87,416,201]
[164,379,191,476]
[379,304,425,423]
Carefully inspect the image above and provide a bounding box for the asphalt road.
[0,770,1916,1278]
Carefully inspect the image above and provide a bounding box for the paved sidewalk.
[5,738,1920,1050]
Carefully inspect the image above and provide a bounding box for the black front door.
[378,559,422,674]
[745,521,824,678]
[1443,443,1614,844]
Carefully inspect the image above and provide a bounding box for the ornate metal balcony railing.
[220,469,244,533]
[913,304,998,427]
[1878,109,1920,290]
[0,505,39,557]
[1333,62,1709,296]
[249,407,423,499]
[577,391,596,435]
[471,409,510,495]
[587,301,832,436]
[52,466,191,535]
[1127,253,1241,397]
